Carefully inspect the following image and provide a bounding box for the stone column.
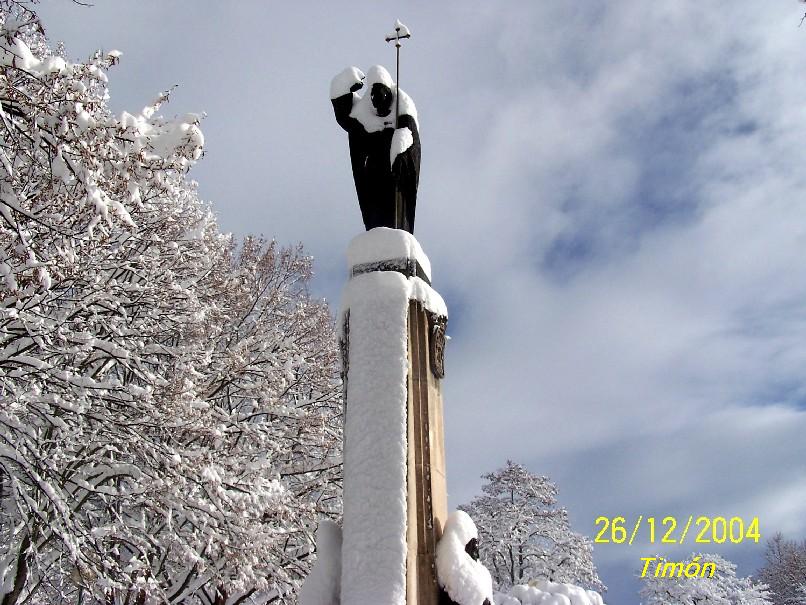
[339,228,448,605]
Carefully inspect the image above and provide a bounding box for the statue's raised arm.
[330,66,365,132]
[330,64,420,234]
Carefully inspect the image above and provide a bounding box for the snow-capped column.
[339,227,448,605]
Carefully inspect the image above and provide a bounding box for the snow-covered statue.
[436,510,494,605]
[330,64,421,234]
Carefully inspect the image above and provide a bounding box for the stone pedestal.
[338,228,448,605]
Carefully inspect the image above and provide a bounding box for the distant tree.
[757,534,806,605]
[639,553,771,605]
[459,460,604,592]
[0,4,341,604]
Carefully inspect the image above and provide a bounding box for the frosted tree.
[459,461,603,592]
[639,553,771,605]
[757,534,806,605]
[168,237,342,605]
[0,4,341,604]
[0,4,212,602]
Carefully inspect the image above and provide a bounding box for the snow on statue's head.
[443,510,482,560]
[349,64,418,133]
[365,65,394,90]
[349,65,396,132]
[445,510,478,550]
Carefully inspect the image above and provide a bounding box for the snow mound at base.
[503,581,605,605]
[494,593,523,605]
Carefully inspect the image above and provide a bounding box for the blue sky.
[34,1,806,602]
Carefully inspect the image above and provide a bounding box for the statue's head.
[365,65,395,118]
[464,537,480,561]
[370,83,393,117]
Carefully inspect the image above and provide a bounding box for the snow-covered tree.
[757,534,806,605]
[0,4,341,604]
[639,553,771,605]
[173,237,342,605]
[459,461,603,592]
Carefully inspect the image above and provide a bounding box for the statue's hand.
[330,66,365,99]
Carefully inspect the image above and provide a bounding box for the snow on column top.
[347,227,431,282]
[339,272,447,330]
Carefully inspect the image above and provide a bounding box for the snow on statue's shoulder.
[390,127,414,166]
[347,227,431,282]
[396,87,418,127]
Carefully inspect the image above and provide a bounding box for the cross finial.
[384,19,411,131]
[384,19,412,229]
[384,19,411,47]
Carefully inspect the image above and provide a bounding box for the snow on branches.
[459,461,604,593]
[757,533,806,605]
[0,5,341,604]
[639,553,771,605]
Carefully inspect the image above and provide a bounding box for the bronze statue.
[330,65,420,234]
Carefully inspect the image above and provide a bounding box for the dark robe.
[332,92,421,234]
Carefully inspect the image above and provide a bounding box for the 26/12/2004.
[594,515,761,545]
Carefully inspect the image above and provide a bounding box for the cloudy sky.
[34,1,806,602]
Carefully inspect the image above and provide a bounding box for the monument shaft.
[339,229,448,605]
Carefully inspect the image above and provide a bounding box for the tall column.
[339,228,448,605]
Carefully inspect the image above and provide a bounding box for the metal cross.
[385,19,411,129]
